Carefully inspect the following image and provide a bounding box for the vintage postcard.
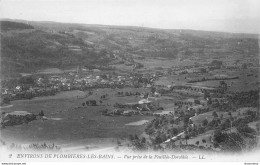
[0,0,259,164]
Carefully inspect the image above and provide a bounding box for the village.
[1,55,258,153]
[0,58,251,104]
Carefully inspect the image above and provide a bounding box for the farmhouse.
[138,98,152,104]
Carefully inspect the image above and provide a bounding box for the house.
[154,91,161,97]
[138,98,151,104]
[15,86,22,92]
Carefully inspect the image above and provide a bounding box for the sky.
[0,0,259,33]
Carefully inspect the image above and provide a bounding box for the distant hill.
[0,21,34,31]
[0,20,111,78]
[0,19,259,78]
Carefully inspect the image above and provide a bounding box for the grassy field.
[153,68,259,92]
[1,89,154,148]
[191,107,256,126]
[190,69,258,92]
[135,58,195,70]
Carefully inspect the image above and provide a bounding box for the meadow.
[1,89,154,148]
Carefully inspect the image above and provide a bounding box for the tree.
[81,80,86,85]
[151,86,156,94]
[39,110,44,116]
[237,124,256,138]
[170,119,175,124]
[212,111,218,118]
[101,109,108,115]
[143,93,149,99]
[184,134,189,145]
[207,97,212,105]
[19,76,35,85]
[100,74,108,79]
[198,126,205,134]
[154,119,160,129]
[202,119,209,126]
[131,138,147,151]
[141,137,146,144]
[195,141,200,145]
[221,119,231,130]
[90,100,97,106]
[204,90,210,100]
[1,97,10,106]
[170,128,179,136]
[242,63,248,69]
[160,133,167,142]
[210,60,223,69]
[154,135,162,144]
[194,99,200,105]
[117,139,121,146]
[256,122,260,133]
[183,115,190,128]
[219,81,228,92]
[41,77,49,90]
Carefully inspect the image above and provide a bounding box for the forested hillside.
[1,20,259,78]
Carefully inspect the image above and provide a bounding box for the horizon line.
[1,17,259,35]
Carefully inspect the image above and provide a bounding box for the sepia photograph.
[0,0,259,164]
